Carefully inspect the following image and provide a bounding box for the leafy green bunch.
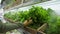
[27,6,53,29]
[4,10,29,23]
[47,16,60,34]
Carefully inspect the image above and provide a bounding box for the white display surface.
[17,0,60,15]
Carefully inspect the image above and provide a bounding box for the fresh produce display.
[4,6,54,29]
[4,6,60,34]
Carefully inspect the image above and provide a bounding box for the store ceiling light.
[0,0,1,3]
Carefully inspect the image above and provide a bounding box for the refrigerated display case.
[0,0,60,34]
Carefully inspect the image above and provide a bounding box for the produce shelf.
[4,17,48,34]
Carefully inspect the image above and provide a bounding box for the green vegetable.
[27,6,53,29]
[4,6,53,29]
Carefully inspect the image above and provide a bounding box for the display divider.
[37,23,48,32]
